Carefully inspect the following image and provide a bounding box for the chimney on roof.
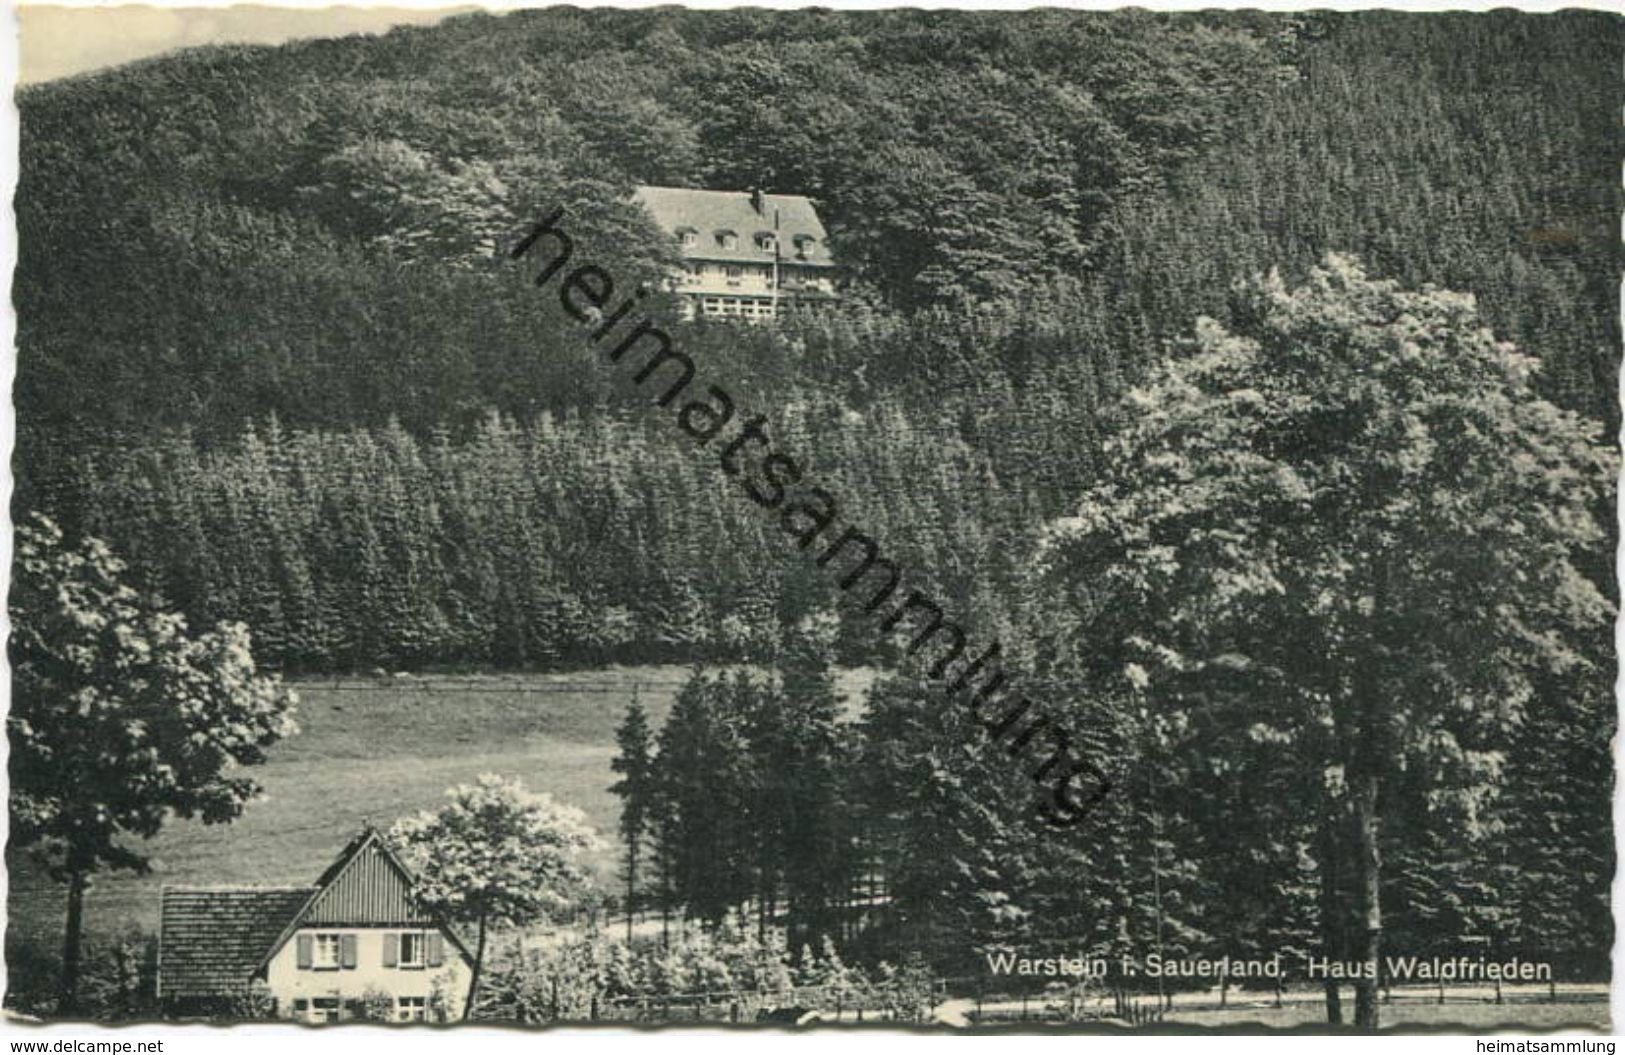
[750,187,765,215]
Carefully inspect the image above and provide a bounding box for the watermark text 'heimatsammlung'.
[511,207,1112,826]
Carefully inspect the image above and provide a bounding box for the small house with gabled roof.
[159,828,473,1023]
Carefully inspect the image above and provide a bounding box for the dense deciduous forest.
[11,7,1619,1027]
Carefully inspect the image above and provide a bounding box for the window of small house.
[717,231,738,250]
[680,230,696,247]
[312,997,341,1024]
[794,236,815,259]
[397,996,427,1023]
[757,234,776,252]
[399,932,425,968]
[725,265,743,282]
[312,933,342,970]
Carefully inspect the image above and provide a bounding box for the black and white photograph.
[3,2,1619,1035]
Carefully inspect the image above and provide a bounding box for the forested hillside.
[16,10,1618,674]
[11,8,1620,1025]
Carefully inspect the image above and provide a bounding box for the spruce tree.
[610,694,657,942]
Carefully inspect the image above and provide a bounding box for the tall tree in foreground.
[1037,257,1613,1029]
[654,669,758,925]
[609,695,656,941]
[388,775,600,1019]
[8,514,299,1015]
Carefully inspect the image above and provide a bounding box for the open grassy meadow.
[6,666,876,955]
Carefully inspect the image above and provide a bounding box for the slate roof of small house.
[633,185,836,268]
[159,886,312,998]
[158,828,472,1000]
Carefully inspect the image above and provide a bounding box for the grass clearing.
[7,666,876,954]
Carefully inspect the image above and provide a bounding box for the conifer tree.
[610,695,657,942]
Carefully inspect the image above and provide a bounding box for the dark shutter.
[296,934,313,970]
[383,933,399,968]
[340,933,358,969]
[426,932,444,967]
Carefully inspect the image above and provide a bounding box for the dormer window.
[756,233,777,253]
[793,235,816,259]
[677,227,697,248]
[716,230,738,250]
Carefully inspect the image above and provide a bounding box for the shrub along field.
[1161,997,1609,1031]
[4,667,873,958]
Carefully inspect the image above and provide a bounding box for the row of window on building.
[696,297,782,320]
[681,264,826,287]
[296,930,442,970]
[678,228,817,256]
[290,994,433,1024]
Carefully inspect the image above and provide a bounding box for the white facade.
[160,830,481,1023]
[634,186,838,322]
[676,262,837,321]
[265,925,471,1023]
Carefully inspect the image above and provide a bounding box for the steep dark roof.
[159,829,474,1000]
[158,887,311,998]
[312,826,385,889]
[257,828,472,969]
[633,186,836,267]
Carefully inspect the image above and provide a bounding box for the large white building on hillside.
[633,185,837,322]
